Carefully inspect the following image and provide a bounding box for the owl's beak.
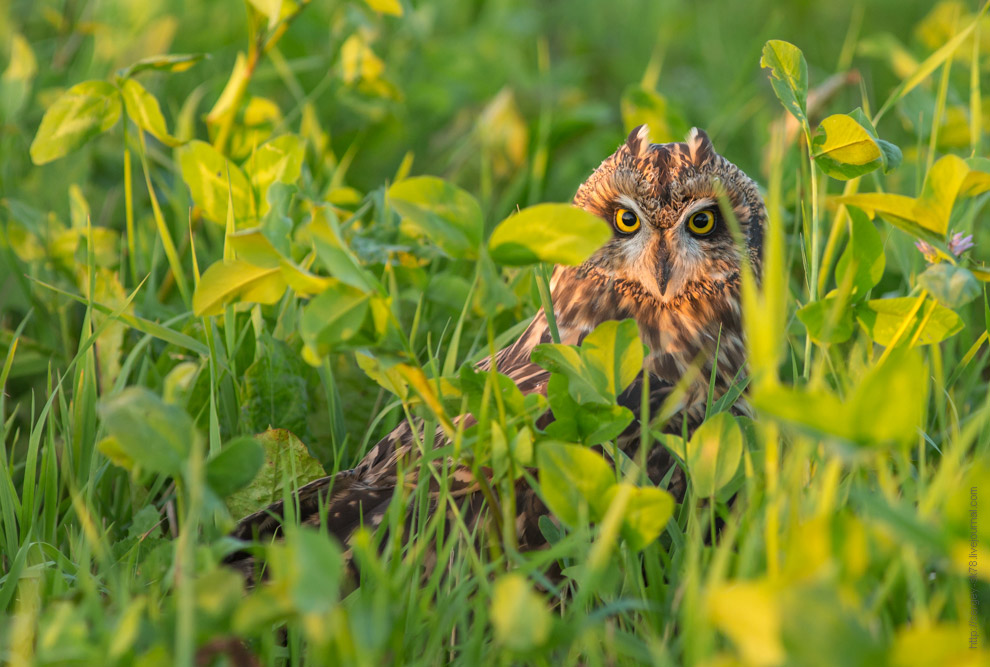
[657,244,672,296]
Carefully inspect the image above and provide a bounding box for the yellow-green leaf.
[685,412,743,497]
[192,259,287,316]
[178,140,254,224]
[120,78,180,146]
[490,574,552,652]
[364,0,402,16]
[489,203,612,266]
[30,80,121,164]
[760,40,808,127]
[708,579,784,667]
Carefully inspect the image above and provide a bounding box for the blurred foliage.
[2,0,990,665]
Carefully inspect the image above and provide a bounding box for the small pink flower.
[915,240,939,263]
[948,232,975,256]
[915,232,975,263]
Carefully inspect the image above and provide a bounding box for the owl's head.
[571,125,765,303]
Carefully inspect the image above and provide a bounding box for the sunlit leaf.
[856,296,962,346]
[489,203,611,266]
[537,441,614,526]
[708,579,784,667]
[248,133,305,210]
[491,574,552,651]
[835,206,886,298]
[30,80,121,164]
[120,78,180,146]
[753,349,927,446]
[364,0,402,15]
[119,53,207,78]
[340,34,385,84]
[891,624,989,667]
[604,483,675,551]
[812,114,881,174]
[685,412,743,497]
[178,140,254,224]
[760,40,808,127]
[797,295,856,344]
[388,176,483,258]
[532,319,644,405]
[1,34,37,121]
[192,259,287,316]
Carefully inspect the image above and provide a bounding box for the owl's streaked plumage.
[226,124,766,577]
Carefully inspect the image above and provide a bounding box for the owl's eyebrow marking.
[677,197,718,225]
[615,194,649,225]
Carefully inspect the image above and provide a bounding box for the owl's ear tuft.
[625,124,652,158]
[687,127,715,166]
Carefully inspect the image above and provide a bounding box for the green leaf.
[307,206,381,292]
[917,155,988,235]
[120,78,180,146]
[531,319,645,405]
[796,295,856,344]
[834,196,944,244]
[489,203,612,266]
[242,336,312,438]
[491,574,552,651]
[537,441,614,526]
[835,206,885,298]
[205,436,265,498]
[119,53,207,78]
[856,296,962,346]
[1,34,37,122]
[685,412,743,497]
[226,429,326,518]
[604,483,675,551]
[98,388,195,477]
[847,108,901,173]
[811,114,883,180]
[178,139,254,224]
[760,40,808,127]
[620,85,686,143]
[581,319,645,399]
[917,263,981,308]
[753,350,928,448]
[848,349,927,445]
[300,281,387,356]
[531,344,607,404]
[387,176,483,258]
[248,134,306,212]
[30,80,122,164]
[270,528,343,615]
[192,259,287,316]
[544,375,634,445]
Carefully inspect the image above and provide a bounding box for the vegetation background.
[1,0,989,664]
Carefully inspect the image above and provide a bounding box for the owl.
[226,124,766,576]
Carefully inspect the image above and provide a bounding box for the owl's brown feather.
[225,125,765,581]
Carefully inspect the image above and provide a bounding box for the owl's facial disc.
[570,124,764,303]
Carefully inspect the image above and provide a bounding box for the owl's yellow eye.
[687,209,716,236]
[614,208,641,234]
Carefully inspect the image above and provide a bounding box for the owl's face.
[571,125,764,304]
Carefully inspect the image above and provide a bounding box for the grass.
[1,0,990,664]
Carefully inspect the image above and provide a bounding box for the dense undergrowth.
[1,0,990,664]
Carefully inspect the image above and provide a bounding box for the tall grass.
[1,0,989,664]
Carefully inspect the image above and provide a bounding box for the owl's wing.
[226,310,558,552]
